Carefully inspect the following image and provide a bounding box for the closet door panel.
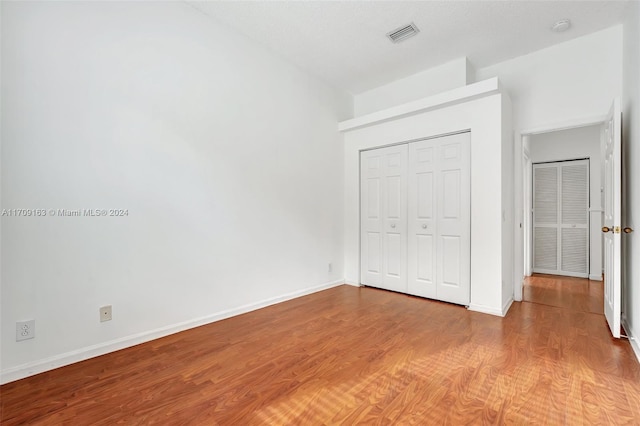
[435,134,471,305]
[365,232,381,274]
[360,145,408,292]
[382,145,408,292]
[559,162,589,277]
[416,235,434,283]
[533,165,560,274]
[386,233,402,276]
[408,133,470,304]
[442,170,461,219]
[534,226,558,271]
[561,228,588,273]
[441,235,461,286]
[361,152,384,287]
[417,173,434,218]
[408,141,437,298]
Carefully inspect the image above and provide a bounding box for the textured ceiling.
[189,1,629,94]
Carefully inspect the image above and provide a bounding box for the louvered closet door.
[360,145,408,293]
[533,160,589,277]
[407,133,470,305]
[533,165,559,272]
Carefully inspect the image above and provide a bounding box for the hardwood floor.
[2,277,639,424]
[523,273,604,314]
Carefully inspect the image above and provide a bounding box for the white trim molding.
[468,298,513,317]
[520,114,607,136]
[502,298,514,316]
[622,315,640,364]
[0,280,345,385]
[338,78,500,132]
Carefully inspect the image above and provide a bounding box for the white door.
[408,133,470,305]
[533,160,589,278]
[360,145,408,293]
[560,161,590,275]
[533,164,559,273]
[603,99,622,338]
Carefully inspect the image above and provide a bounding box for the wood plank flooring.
[2,275,639,424]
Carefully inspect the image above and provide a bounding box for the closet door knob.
[390,223,396,228]
[602,226,612,233]
[422,224,427,229]
[624,227,634,234]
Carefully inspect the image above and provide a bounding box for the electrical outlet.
[100,305,112,322]
[16,320,35,341]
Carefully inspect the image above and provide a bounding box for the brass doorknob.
[602,226,612,233]
[624,227,634,234]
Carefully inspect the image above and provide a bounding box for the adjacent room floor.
[2,275,639,424]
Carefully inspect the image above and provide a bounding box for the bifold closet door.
[360,133,470,306]
[360,145,408,293]
[408,133,471,305]
[533,160,589,277]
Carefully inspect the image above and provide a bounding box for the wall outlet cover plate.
[100,305,112,322]
[16,320,35,341]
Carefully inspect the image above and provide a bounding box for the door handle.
[602,226,613,233]
[390,223,396,228]
[624,227,634,234]
[422,224,427,229]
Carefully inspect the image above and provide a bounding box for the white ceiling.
[189,1,629,94]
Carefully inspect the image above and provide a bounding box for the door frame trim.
[358,130,470,154]
[516,114,607,302]
[532,158,591,278]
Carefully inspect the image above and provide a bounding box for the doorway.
[518,101,623,338]
[524,124,603,281]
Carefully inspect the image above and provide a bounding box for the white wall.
[501,94,514,310]
[342,91,513,316]
[354,57,472,116]
[622,1,640,361]
[529,125,603,280]
[477,26,623,132]
[1,1,351,382]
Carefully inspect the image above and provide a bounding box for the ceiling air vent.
[386,23,420,43]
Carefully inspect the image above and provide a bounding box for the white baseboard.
[589,274,603,281]
[534,268,589,279]
[0,279,345,385]
[468,298,513,317]
[468,303,504,317]
[344,279,360,287]
[622,316,640,364]
[502,298,514,316]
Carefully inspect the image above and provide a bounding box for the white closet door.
[408,133,470,305]
[407,140,437,299]
[533,165,559,272]
[360,145,408,293]
[560,162,589,275]
[533,160,589,277]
